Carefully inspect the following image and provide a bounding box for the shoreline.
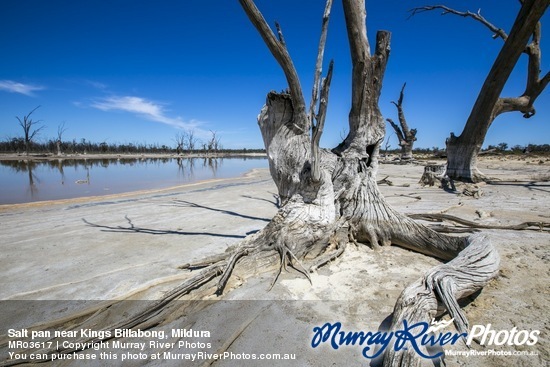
[0,154,269,207]
[0,167,270,211]
[0,152,267,161]
[0,166,278,300]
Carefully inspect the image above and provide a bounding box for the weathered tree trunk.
[241,1,505,365]
[441,0,549,182]
[386,83,417,160]
[240,1,500,365]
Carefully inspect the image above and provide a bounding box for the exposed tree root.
[309,241,347,272]
[410,213,550,232]
[425,225,479,234]
[269,241,312,291]
[216,247,251,295]
[383,233,500,367]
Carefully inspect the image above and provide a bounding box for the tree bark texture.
[441,0,549,182]
[386,83,417,160]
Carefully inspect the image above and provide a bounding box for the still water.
[0,156,268,204]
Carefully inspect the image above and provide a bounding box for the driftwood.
[377,175,394,186]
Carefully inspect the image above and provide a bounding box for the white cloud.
[91,95,201,130]
[0,80,45,96]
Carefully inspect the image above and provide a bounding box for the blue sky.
[0,0,548,150]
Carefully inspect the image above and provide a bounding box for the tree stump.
[419,164,447,187]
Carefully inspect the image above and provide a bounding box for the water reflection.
[0,156,267,204]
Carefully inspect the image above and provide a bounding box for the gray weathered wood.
[384,233,500,366]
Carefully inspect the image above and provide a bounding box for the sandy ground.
[0,156,548,366]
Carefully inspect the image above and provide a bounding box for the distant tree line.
[486,143,550,154]
[0,136,266,155]
[381,143,550,157]
[3,106,265,156]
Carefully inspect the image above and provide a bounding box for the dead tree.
[386,82,417,160]
[16,106,44,156]
[186,129,197,152]
[56,122,67,156]
[174,132,186,155]
[412,1,549,182]
[207,130,221,152]
[9,2,500,366]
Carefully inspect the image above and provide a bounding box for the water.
[0,156,268,204]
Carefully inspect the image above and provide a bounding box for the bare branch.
[309,0,334,129]
[494,17,548,120]
[386,118,405,143]
[396,82,405,107]
[415,1,548,126]
[57,122,67,141]
[393,82,410,135]
[311,60,334,182]
[307,0,334,183]
[239,0,307,127]
[409,5,508,40]
[16,105,41,129]
[409,213,550,232]
[28,125,45,141]
[333,0,390,157]
[26,105,41,118]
